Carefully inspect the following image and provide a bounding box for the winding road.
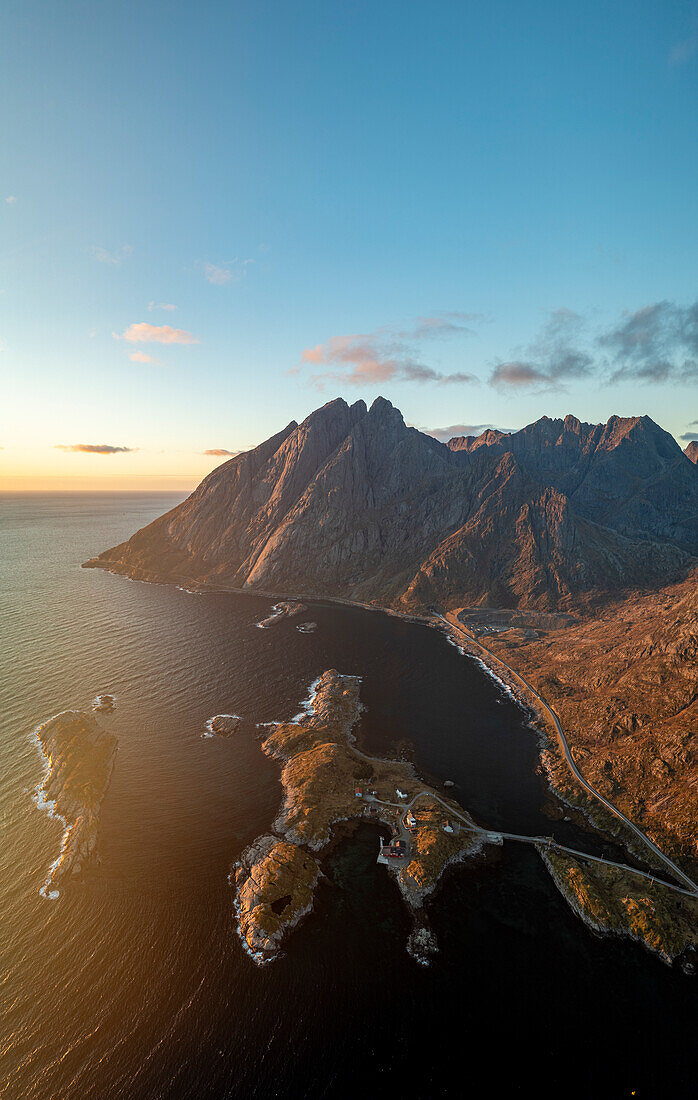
[433,611,698,896]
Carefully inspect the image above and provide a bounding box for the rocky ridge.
[84,397,697,613]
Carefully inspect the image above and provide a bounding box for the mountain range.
[86,397,698,613]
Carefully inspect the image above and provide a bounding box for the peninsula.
[232,670,483,964]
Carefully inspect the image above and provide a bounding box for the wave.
[30,725,69,901]
[443,631,524,710]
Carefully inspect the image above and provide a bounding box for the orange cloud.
[204,448,238,456]
[55,444,137,454]
[129,351,155,363]
[115,322,199,345]
[295,320,479,388]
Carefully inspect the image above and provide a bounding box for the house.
[443,820,454,834]
[405,811,417,829]
[354,787,363,797]
[396,788,407,800]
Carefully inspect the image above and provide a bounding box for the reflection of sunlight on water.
[1,493,693,1099]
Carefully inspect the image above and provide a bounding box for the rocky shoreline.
[232,670,483,965]
[33,710,118,898]
[539,847,698,967]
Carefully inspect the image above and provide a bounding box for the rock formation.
[34,710,118,897]
[84,397,697,613]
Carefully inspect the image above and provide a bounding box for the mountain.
[86,398,696,612]
[448,414,698,552]
[685,441,698,465]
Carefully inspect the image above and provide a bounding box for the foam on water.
[30,725,69,900]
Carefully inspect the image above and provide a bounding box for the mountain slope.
[448,414,698,552]
[86,398,695,611]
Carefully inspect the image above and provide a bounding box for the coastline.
[84,561,697,966]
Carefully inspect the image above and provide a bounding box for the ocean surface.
[0,492,695,1099]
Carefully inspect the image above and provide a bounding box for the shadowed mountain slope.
[86,398,696,611]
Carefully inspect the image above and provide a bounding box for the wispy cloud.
[199,258,254,285]
[114,322,199,345]
[129,351,156,363]
[294,314,480,388]
[203,448,239,456]
[91,244,133,266]
[681,432,698,443]
[490,309,593,391]
[598,301,698,383]
[669,35,698,67]
[423,422,500,442]
[148,301,177,312]
[55,444,137,454]
[5,195,17,205]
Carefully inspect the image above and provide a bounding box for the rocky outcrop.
[685,441,698,465]
[232,671,481,964]
[233,836,321,964]
[205,714,241,737]
[84,398,696,612]
[34,710,118,897]
[540,847,698,965]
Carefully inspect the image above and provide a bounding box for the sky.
[1,0,697,490]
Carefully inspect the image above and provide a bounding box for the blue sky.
[1,0,697,487]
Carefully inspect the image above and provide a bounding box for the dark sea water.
[0,493,695,1099]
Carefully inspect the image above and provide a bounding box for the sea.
[0,492,695,1099]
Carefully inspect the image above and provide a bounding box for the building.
[443,820,454,834]
[354,787,363,797]
[405,811,417,829]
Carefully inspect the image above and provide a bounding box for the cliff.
[84,397,696,613]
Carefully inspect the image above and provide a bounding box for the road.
[433,611,698,896]
[369,789,698,899]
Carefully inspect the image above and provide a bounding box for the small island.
[33,710,118,898]
[540,847,698,967]
[256,601,306,629]
[232,670,484,964]
[204,714,241,737]
[92,693,116,713]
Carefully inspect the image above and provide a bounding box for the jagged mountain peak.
[86,396,696,612]
[685,441,698,464]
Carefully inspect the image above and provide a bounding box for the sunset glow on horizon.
[2,1,697,490]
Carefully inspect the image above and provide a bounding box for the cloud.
[129,351,156,363]
[5,195,17,204]
[294,315,480,388]
[199,258,254,285]
[423,423,498,442]
[114,322,199,345]
[670,35,698,67]
[203,448,239,456]
[489,309,593,391]
[91,244,133,266]
[148,301,177,311]
[680,432,698,443]
[598,300,698,383]
[55,444,137,454]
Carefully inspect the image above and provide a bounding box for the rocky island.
[204,714,241,737]
[256,601,306,629]
[540,847,698,967]
[232,670,482,964]
[33,710,118,898]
